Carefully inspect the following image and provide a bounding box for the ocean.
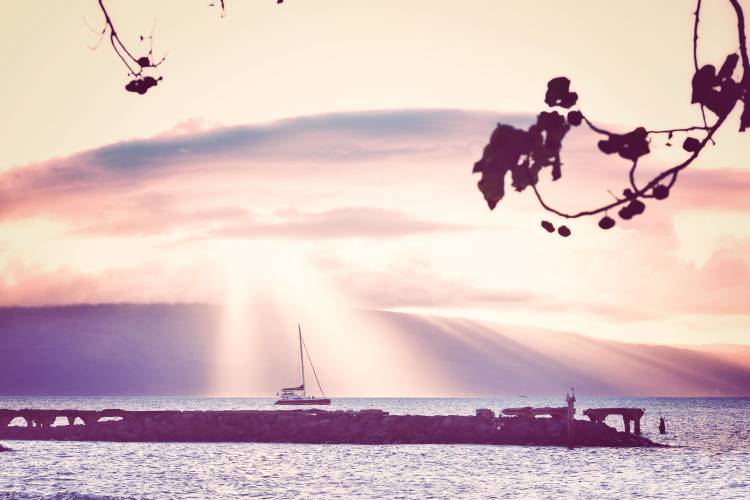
[0,397,748,499]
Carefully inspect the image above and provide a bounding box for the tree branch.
[477,0,748,233]
[694,0,709,132]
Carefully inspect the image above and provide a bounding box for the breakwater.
[0,408,662,447]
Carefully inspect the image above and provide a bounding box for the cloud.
[319,258,657,322]
[0,109,521,225]
[671,169,750,210]
[70,204,469,240]
[2,108,749,225]
[0,108,749,336]
[205,206,468,239]
[89,109,529,168]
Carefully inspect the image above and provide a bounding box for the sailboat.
[274,325,331,406]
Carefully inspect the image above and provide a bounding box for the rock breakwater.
[0,408,663,447]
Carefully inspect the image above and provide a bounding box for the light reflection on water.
[1,397,748,499]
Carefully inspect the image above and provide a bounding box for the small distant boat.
[275,325,331,406]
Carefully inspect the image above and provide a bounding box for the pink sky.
[1,0,749,354]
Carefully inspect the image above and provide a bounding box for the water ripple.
[1,397,748,499]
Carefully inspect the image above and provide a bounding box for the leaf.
[617,127,650,161]
[741,91,750,133]
[476,168,505,210]
[717,53,739,81]
[124,76,160,95]
[473,113,570,210]
[597,129,649,161]
[691,56,742,118]
[544,77,578,108]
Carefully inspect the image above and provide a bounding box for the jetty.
[0,406,663,447]
[583,407,645,435]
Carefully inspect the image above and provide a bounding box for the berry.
[541,220,555,233]
[683,137,701,152]
[618,205,633,220]
[652,185,670,200]
[598,216,615,230]
[567,111,583,126]
[598,139,617,154]
[629,199,646,215]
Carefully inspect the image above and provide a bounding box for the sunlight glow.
[210,239,439,397]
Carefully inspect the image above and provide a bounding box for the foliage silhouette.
[473,0,749,237]
[85,1,748,238]
[91,1,284,94]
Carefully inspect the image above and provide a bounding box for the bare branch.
[694,0,710,132]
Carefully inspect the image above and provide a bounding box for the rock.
[475,408,495,419]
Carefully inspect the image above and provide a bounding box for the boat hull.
[274,398,331,406]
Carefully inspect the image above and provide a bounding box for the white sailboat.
[274,325,331,406]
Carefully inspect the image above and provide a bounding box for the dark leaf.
[618,127,650,161]
[691,57,742,118]
[474,112,570,210]
[544,77,578,108]
[476,169,505,210]
[691,65,717,105]
[473,124,529,207]
[741,92,750,132]
[597,129,649,161]
[717,53,739,81]
[124,76,160,95]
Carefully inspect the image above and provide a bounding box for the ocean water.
[0,397,748,499]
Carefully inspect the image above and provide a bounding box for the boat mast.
[298,324,306,397]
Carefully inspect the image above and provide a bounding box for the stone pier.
[583,408,645,435]
[0,408,663,447]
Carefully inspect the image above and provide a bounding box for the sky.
[1,0,749,361]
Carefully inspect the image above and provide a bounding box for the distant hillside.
[0,304,217,396]
[370,311,750,397]
[0,304,748,396]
